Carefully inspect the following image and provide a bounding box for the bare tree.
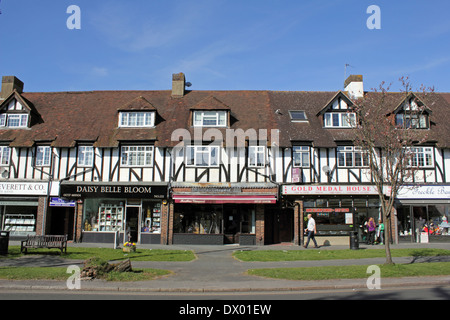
[351,77,434,265]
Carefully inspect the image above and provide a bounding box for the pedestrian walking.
[304,214,319,248]
[367,217,376,245]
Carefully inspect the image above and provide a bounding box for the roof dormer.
[190,96,231,128]
[394,93,431,129]
[317,91,356,128]
[0,91,37,129]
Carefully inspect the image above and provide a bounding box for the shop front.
[282,184,382,246]
[60,182,168,244]
[170,182,278,245]
[0,181,51,239]
[395,185,450,243]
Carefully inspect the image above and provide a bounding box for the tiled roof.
[0,87,448,148]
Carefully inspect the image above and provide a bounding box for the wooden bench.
[21,235,68,255]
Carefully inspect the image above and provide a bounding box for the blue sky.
[0,0,449,93]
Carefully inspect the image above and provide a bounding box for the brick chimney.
[1,76,24,100]
[171,73,185,98]
[344,75,364,99]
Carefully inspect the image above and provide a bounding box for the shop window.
[174,204,223,234]
[141,201,161,234]
[2,206,37,236]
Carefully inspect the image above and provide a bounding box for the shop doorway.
[49,207,75,240]
[125,206,140,243]
[265,207,294,244]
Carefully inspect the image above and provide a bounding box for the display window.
[82,198,162,235]
[1,205,37,236]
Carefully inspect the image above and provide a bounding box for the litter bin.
[350,231,359,250]
[0,231,10,255]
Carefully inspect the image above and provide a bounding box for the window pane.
[332,113,340,127]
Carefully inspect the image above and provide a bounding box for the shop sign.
[0,182,48,196]
[49,197,76,207]
[396,185,450,200]
[60,183,167,199]
[283,185,379,195]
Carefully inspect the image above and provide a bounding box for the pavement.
[0,241,449,293]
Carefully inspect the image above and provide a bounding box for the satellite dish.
[322,166,331,175]
[1,169,9,178]
[185,82,192,88]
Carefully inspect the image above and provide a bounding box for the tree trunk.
[384,215,394,265]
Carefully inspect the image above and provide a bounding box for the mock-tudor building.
[0,73,448,246]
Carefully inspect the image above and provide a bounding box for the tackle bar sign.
[60,183,167,199]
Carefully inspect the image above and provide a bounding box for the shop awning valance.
[173,194,277,204]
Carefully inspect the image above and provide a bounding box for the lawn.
[234,248,450,262]
[247,262,450,281]
[3,246,196,262]
[0,266,171,281]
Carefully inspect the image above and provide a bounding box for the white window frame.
[248,146,266,168]
[407,147,434,168]
[337,146,369,168]
[293,146,310,168]
[324,112,356,128]
[0,146,10,166]
[121,146,154,167]
[119,112,155,128]
[4,114,28,128]
[78,146,94,167]
[35,146,51,167]
[186,146,220,167]
[193,111,227,127]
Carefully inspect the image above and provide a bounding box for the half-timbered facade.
[0,73,448,246]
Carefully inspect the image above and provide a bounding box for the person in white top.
[304,214,319,248]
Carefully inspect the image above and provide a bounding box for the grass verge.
[3,246,195,262]
[0,266,171,281]
[234,248,450,262]
[247,262,450,281]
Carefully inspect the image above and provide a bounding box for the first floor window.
[36,146,51,167]
[186,146,219,167]
[121,146,154,167]
[0,146,10,166]
[248,146,265,167]
[293,146,310,167]
[78,146,94,167]
[407,147,434,168]
[338,146,369,168]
